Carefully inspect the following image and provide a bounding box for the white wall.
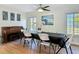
[26,5,79,45]
[26,11,67,34]
[0,5,26,36]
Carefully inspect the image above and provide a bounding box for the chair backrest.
[48,35,67,48]
[48,34,73,48]
[21,29,31,36]
[48,35,63,44]
[24,32,31,37]
[38,33,49,40]
[31,33,40,40]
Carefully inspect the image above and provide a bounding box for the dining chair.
[48,34,73,54]
[39,33,56,53]
[31,33,40,48]
[20,29,32,47]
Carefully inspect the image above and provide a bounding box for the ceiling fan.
[37,4,50,12]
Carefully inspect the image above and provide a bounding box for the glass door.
[27,17,37,33]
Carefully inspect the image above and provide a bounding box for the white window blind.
[67,13,79,35]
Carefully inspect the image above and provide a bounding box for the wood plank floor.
[0,40,55,54]
[0,41,36,54]
[0,40,50,54]
[0,39,79,54]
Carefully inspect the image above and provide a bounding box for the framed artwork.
[10,13,15,21]
[41,15,53,25]
[17,14,21,21]
[2,11,8,20]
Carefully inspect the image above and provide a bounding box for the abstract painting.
[41,15,53,25]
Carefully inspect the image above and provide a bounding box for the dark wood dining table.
[35,32,67,49]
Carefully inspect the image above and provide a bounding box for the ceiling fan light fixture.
[38,8,44,12]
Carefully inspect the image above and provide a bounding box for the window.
[17,14,21,21]
[3,11,8,20]
[10,13,15,21]
[67,13,79,35]
[67,13,74,34]
[74,13,79,35]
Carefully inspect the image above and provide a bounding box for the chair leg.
[20,39,22,44]
[52,45,58,54]
[25,40,29,46]
[54,45,57,54]
[49,43,52,54]
[64,45,68,54]
[51,45,55,54]
[31,39,37,46]
[27,40,29,44]
[33,39,37,46]
[20,38,23,44]
[37,41,40,46]
[69,46,73,54]
[39,41,41,53]
[23,39,26,47]
[56,45,68,54]
[56,47,62,54]
[31,38,33,49]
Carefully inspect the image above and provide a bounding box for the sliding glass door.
[67,13,74,34]
[67,13,79,35]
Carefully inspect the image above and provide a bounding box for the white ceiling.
[1,4,79,12]
[1,4,38,12]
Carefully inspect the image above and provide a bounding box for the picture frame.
[2,11,8,20]
[10,13,15,21]
[17,14,21,21]
[41,15,53,25]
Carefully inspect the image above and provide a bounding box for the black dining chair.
[48,35,73,54]
[31,33,40,48]
[20,30,32,47]
[31,33,53,53]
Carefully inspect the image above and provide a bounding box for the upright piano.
[1,26,23,43]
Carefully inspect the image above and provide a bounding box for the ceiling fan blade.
[42,8,50,11]
[43,6,49,8]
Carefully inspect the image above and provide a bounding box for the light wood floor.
[0,40,50,54]
[0,39,78,54]
[0,39,56,54]
[0,41,35,54]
